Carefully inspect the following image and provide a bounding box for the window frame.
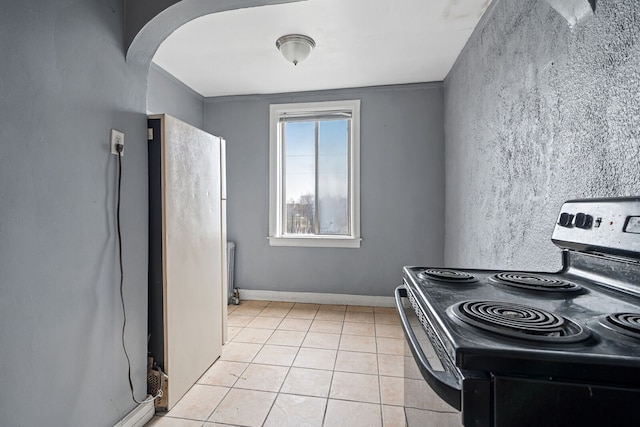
[268,99,361,248]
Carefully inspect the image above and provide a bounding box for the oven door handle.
[395,285,462,410]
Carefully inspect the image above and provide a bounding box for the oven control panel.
[552,197,640,258]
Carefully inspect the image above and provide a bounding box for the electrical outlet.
[111,129,124,156]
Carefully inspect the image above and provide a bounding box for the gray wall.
[205,84,445,296]
[0,1,149,426]
[147,63,205,129]
[443,0,640,271]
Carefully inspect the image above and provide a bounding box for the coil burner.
[418,268,478,284]
[449,300,591,343]
[603,313,640,340]
[489,272,582,293]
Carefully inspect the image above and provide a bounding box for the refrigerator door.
[221,198,228,344]
[219,138,228,343]
[220,138,226,200]
[148,114,223,410]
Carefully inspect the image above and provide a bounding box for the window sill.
[268,236,361,248]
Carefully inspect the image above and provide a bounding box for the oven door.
[395,285,463,426]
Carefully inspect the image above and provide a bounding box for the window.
[269,100,361,248]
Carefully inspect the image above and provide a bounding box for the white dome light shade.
[276,34,316,66]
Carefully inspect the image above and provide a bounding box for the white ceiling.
[152,0,492,98]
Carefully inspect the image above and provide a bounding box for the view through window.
[269,100,361,247]
[284,118,349,236]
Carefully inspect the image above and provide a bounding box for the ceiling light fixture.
[276,34,316,66]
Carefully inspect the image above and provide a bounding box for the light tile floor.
[147,300,406,427]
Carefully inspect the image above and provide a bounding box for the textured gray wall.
[0,1,149,426]
[205,84,445,296]
[444,0,640,271]
[147,63,205,129]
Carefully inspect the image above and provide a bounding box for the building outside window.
[269,100,361,248]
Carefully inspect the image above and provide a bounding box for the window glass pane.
[284,121,315,234]
[270,100,359,246]
[318,120,349,235]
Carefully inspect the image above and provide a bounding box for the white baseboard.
[237,289,395,307]
[114,398,155,427]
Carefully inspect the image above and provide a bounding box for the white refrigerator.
[147,114,226,410]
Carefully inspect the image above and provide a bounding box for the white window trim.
[268,99,361,248]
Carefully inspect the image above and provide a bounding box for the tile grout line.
[209,306,262,425]
[261,303,315,427]
[260,305,312,426]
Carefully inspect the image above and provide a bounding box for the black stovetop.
[403,253,640,386]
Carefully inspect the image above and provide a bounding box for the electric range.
[396,197,640,427]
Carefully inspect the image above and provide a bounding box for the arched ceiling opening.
[125,0,301,67]
[127,0,493,98]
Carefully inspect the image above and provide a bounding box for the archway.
[125,0,301,70]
